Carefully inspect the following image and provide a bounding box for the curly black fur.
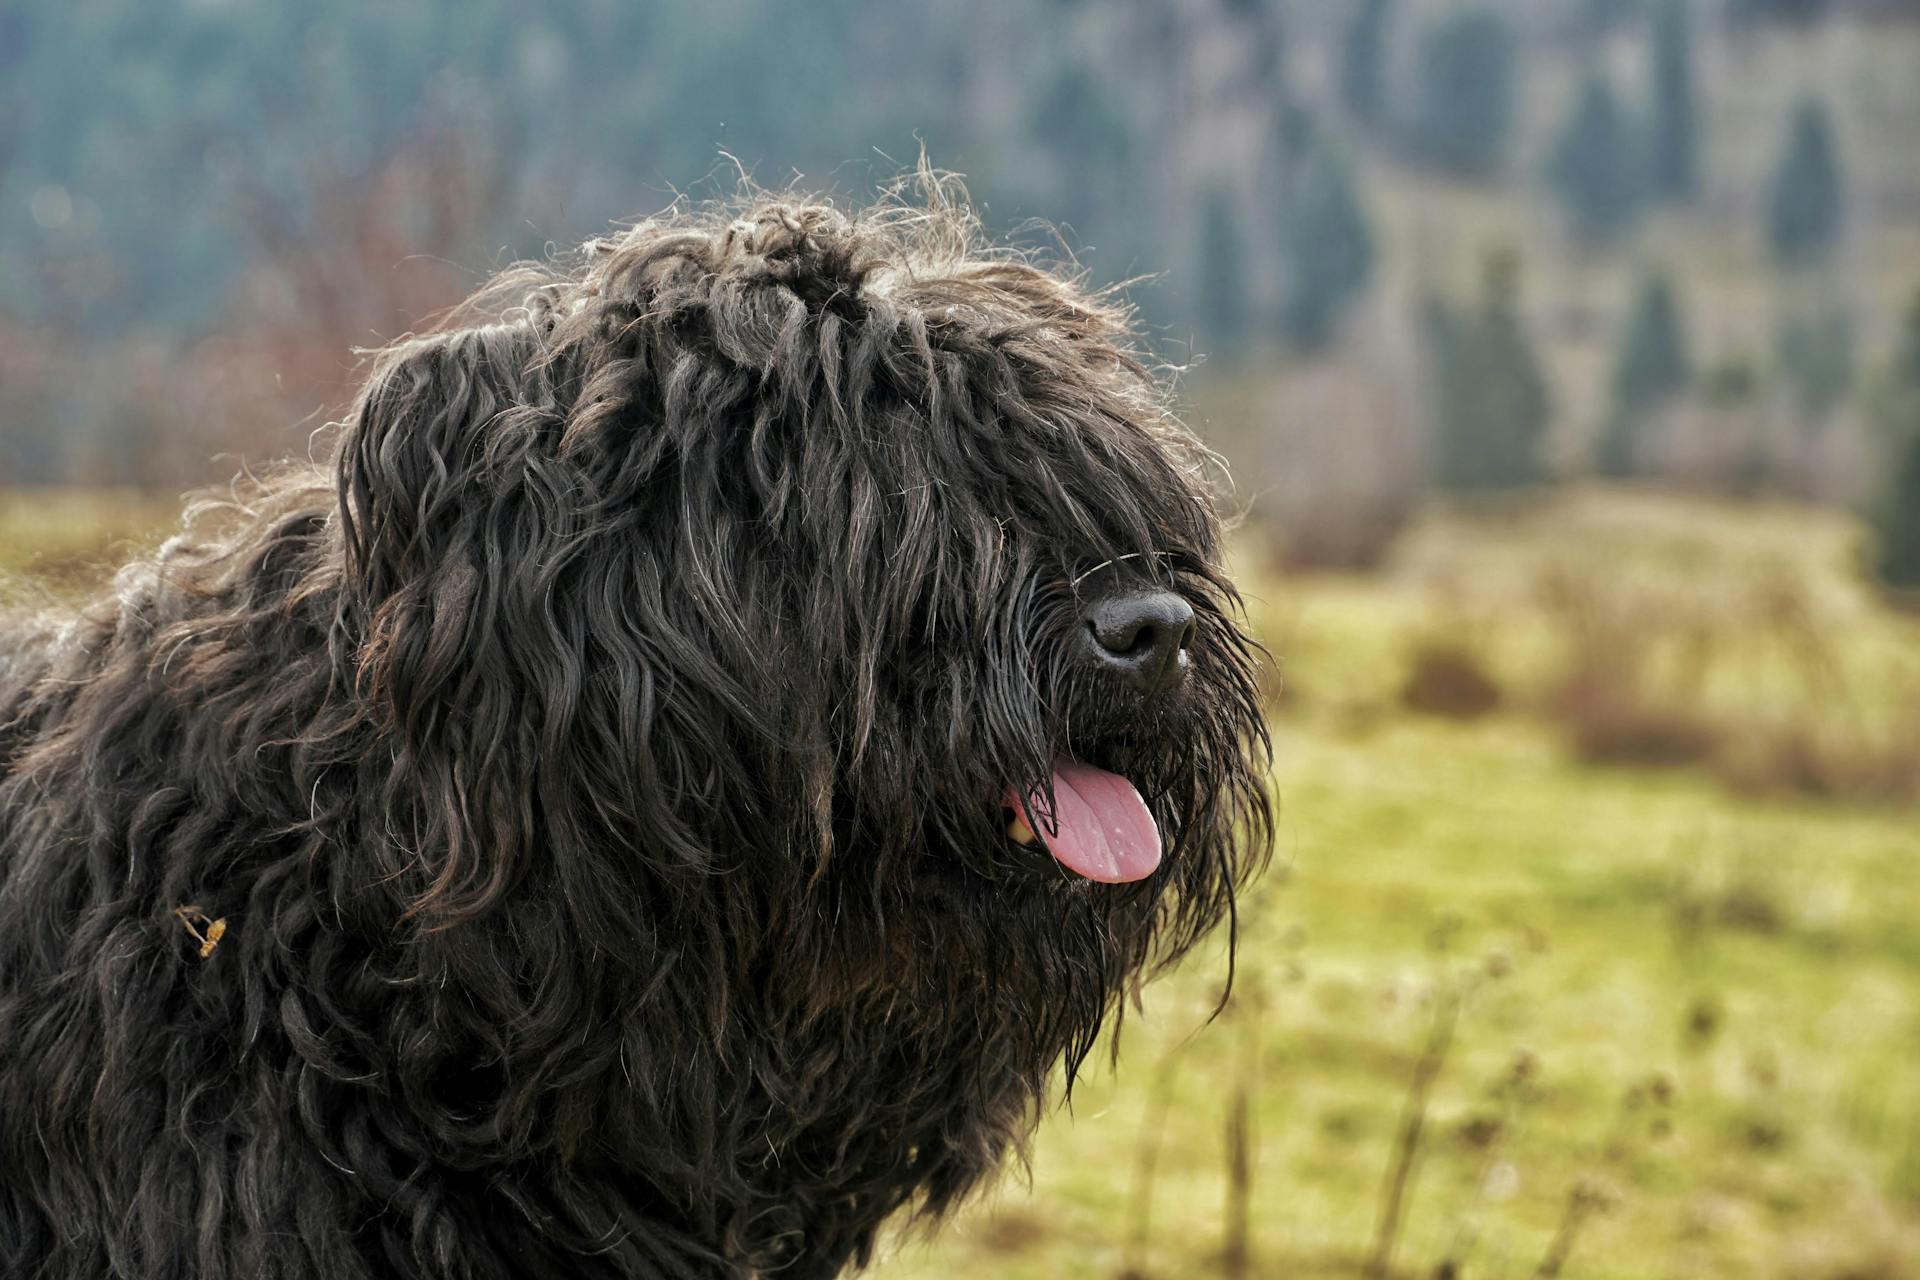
[0,185,1270,1279]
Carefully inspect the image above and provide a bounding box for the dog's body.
[0,192,1268,1278]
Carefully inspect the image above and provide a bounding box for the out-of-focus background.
[3,1,1920,1276]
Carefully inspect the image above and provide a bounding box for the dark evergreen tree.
[1341,0,1395,128]
[1547,72,1647,247]
[1027,64,1135,244]
[1407,9,1519,179]
[1649,0,1700,202]
[1570,0,1646,39]
[1425,250,1553,491]
[1767,96,1846,266]
[1776,308,1855,419]
[1598,270,1691,475]
[1877,430,1920,590]
[1197,187,1251,356]
[1872,289,1920,448]
[1889,291,1920,395]
[1877,292,1920,589]
[1278,125,1375,351]
[1242,0,1287,99]
[1729,0,1831,27]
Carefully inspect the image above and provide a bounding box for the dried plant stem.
[1120,1052,1184,1280]
[1221,988,1264,1280]
[1365,986,1462,1280]
[1532,1180,1608,1279]
[1222,1075,1252,1280]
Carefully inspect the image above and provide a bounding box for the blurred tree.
[1570,0,1647,40]
[1728,0,1831,27]
[1424,250,1553,491]
[1598,270,1692,475]
[1278,124,1374,351]
[1776,308,1855,420]
[1547,72,1647,247]
[1197,187,1251,357]
[1875,291,1920,588]
[1648,0,1700,203]
[1406,9,1519,179]
[1766,97,1846,267]
[1877,429,1920,589]
[1026,63,1135,245]
[1340,0,1395,129]
[1896,291,1920,395]
[1235,0,1288,101]
[1867,290,1920,450]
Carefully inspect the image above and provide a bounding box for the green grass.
[885,711,1920,1279]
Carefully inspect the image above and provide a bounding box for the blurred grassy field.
[892,717,1920,1279]
[4,486,1918,1279]
[0,488,186,591]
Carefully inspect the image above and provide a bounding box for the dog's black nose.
[1084,590,1195,696]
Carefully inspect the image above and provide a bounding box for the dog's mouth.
[1001,757,1162,883]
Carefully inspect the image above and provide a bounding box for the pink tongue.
[1006,759,1163,883]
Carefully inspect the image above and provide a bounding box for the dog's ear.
[334,321,766,930]
[334,324,560,924]
[337,325,539,601]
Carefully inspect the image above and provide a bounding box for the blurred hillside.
[4,0,1919,559]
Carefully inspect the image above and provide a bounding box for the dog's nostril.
[1083,590,1196,696]
[1097,619,1156,658]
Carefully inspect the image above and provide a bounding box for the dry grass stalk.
[1118,1051,1185,1280]
[1531,1178,1613,1279]
[1366,983,1463,1280]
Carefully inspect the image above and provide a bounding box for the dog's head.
[334,185,1270,1070]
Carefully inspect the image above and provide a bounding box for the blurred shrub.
[1195,355,1422,576]
[1537,568,1723,765]
[1528,553,1920,799]
[1400,640,1503,719]
[1267,493,1415,573]
[1382,496,1920,802]
[1556,690,1725,768]
[1718,721,1920,801]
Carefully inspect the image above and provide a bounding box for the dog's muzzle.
[1081,588,1194,697]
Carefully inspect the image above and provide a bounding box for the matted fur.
[0,181,1270,1279]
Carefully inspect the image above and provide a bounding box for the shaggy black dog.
[0,188,1270,1279]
